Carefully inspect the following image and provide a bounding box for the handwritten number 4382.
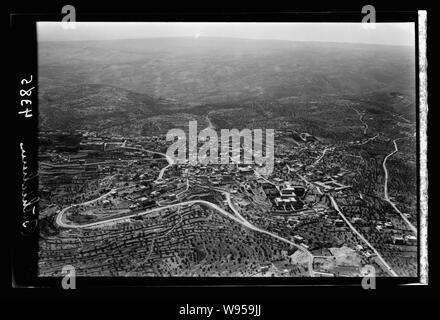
[19,75,34,118]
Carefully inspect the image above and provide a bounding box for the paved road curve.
[56,193,316,276]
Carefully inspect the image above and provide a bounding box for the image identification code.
[179,304,261,318]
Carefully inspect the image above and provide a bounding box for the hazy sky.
[38,22,415,46]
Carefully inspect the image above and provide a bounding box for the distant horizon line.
[38,35,415,47]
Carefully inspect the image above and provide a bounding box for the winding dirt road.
[349,106,368,135]
[382,139,417,234]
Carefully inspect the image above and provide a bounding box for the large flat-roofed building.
[280,187,296,198]
[274,197,302,211]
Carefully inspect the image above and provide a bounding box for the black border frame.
[9,6,433,299]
